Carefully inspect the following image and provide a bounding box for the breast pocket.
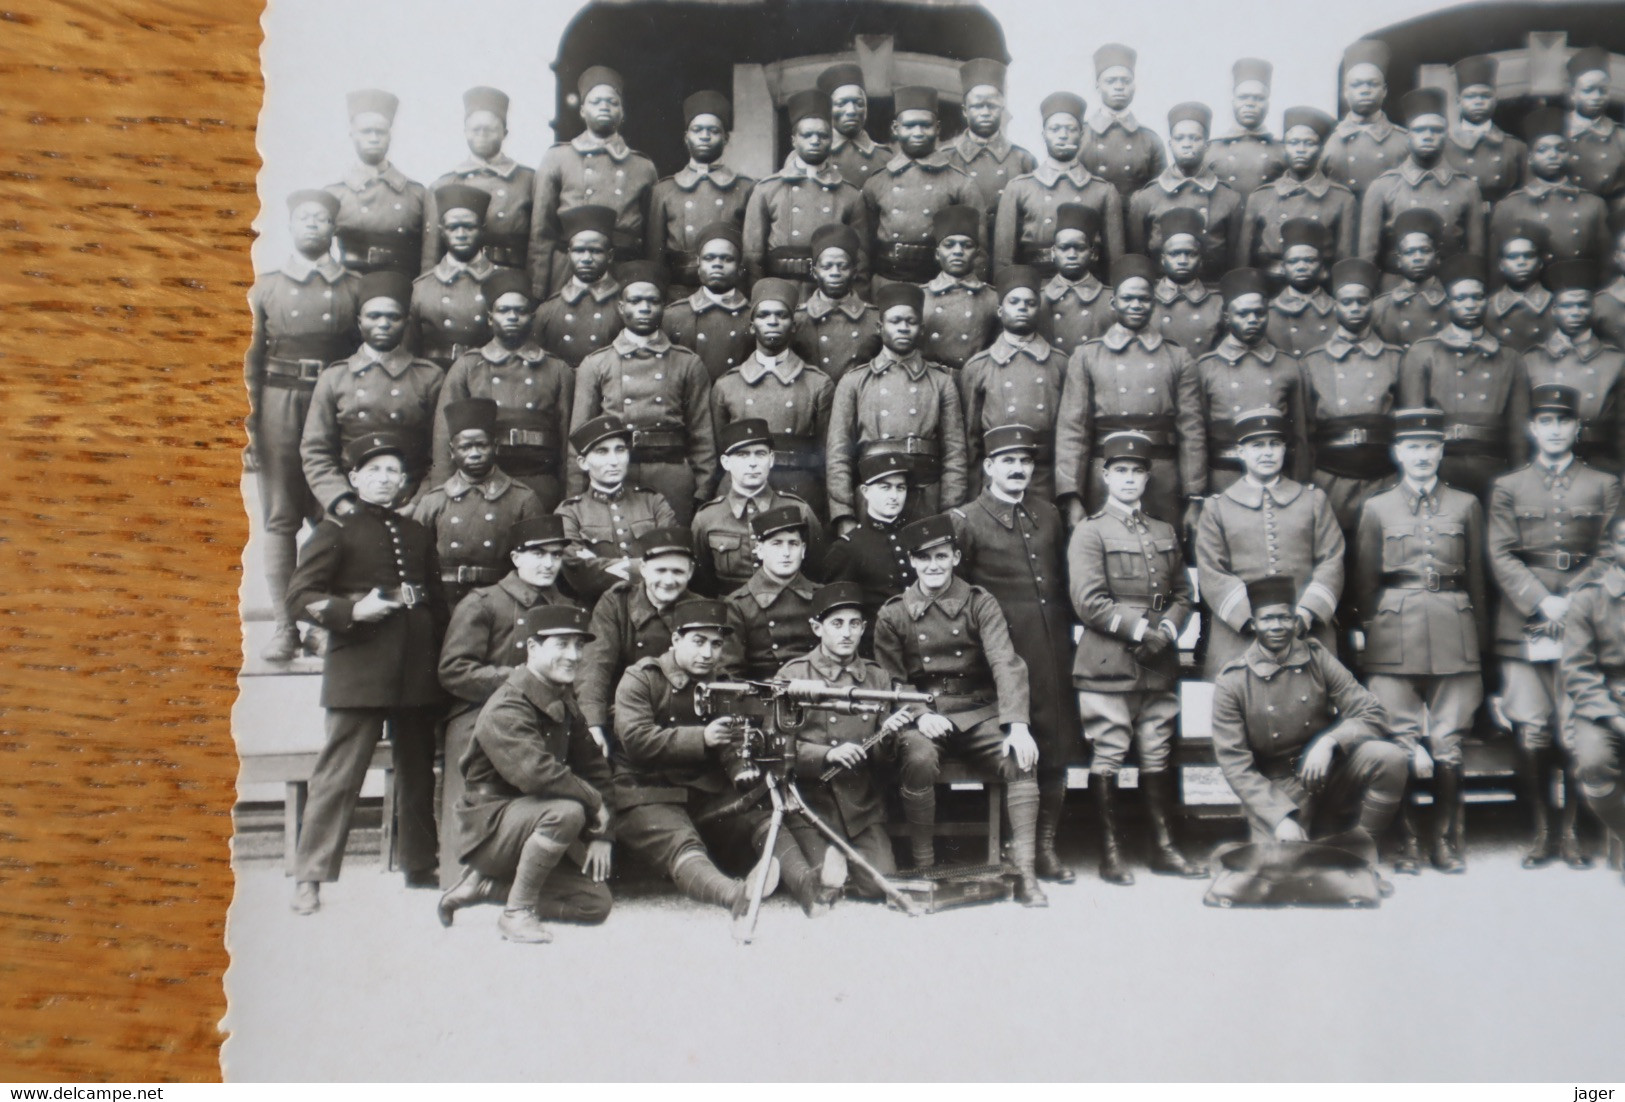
[1431,520,1466,563]
[707,531,751,577]
[1103,538,1148,585]
[1379,526,1414,572]
[1514,508,1546,546]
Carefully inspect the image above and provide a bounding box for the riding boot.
[1035,774,1075,882]
[1143,770,1207,877]
[1431,763,1466,873]
[1390,800,1424,874]
[499,832,569,943]
[1005,776,1047,907]
[1559,762,1594,869]
[259,533,302,663]
[1517,741,1557,868]
[1089,772,1134,886]
[901,784,937,869]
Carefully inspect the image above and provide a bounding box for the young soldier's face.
[1457,85,1495,125]
[998,287,1039,334]
[753,530,806,579]
[1529,411,1581,459]
[358,296,408,350]
[1225,294,1268,342]
[1233,82,1268,129]
[1253,605,1298,651]
[1552,289,1593,335]
[880,306,920,353]
[812,609,865,660]
[672,628,727,676]
[1103,458,1149,505]
[1160,237,1201,283]
[685,114,727,164]
[1342,64,1386,115]
[721,444,774,493]
[1282,246,1324,290]
[526,634,586,685]
[464,109,506,160]
[1407,115,1447,161]
[489,291,537,342]
[1113,277,1154,329]
[830,86,867,137]
[1571,70,1610,117]
[618,282,665,334]
[450,428,495,480]
[1051,228,1094,278]
[813,248,854,297]
[511,544,566,589]
[1168,120,1209,171]
[1282,125,1323,174]
[909,544,960,592]
[936,234,978,278]
[1498,239,1542,288]
[1332,283,1374,332]
[289,201,335,255]
[1238,434,1285,479]
[579,85,624,134]
[440,208,483,259]
[697,239,741,291]
[1393,437,1443,482]
[790,118,833,165]
[579,437,630,488]
[892,110,940,157]
[1041,113,1082,161]
[752,300,794,350]
[1395,233,1438,282]
[983,450,1035,496]
[861,474,909,522]
[347,453,406,505]
[962,86,1004,138]
[568,232,611,284]
[640,554,694,606]
[1529,135,1569,180]
[1445,280,1487,328]
[1097,68,1134,110]
[349,111,391,164]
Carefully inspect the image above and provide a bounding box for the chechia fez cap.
[811,581,866,620]
[1342,40,1390,75]
[1245,575,1299,613]
[1392,207,1444,244]
[511,515,570,553]
[442,397,498,439]
[1545,259,1598,293]
[1055,202,1102,238]
[817,64,866,96]
[932,204,981,243]
[786,89,832,127]
[683,90,731,129]
[960,58,1008,94]
[1453,55,1497,91]
[1282,106,1334,141]
[811,223,861,261]
[1438,253,1488,289]
[1040,91,1086,122]
[1233,58,1272,89]
[527,604,595,641]
[875,282,925,316]
[358,270,413,308]
[1220,268,1270,303]
[1329,257,1381,291]
[672,598,733,634]
[893,86,940,116]
[1109,253,1158,288]
[1094,43,1137,77]
[902,514,957,554]
[435,184,491,221]
[463,86,509,121]
[483,269,535,305]
[287,188,340,218]
[577,66,624,99]
[559,204,616,243]
[346,88,398,121]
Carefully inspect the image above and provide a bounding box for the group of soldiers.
[248,38,1625,941]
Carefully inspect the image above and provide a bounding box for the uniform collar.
[1450,120,1503,149]
[612,328,673,357]
[451,153,520,179]
[953,129,1013,160]
[1218,124,1273,142]
[1535,453,1576,489]
[633,584,684,630]
[1544,328,1601,360]
[925,271,986,294]
[1399,477,1441,514]
[871,348,929,379]
[1322,327,1387,359]
[739,348,809,385]
[975,487,1028,529]
[1044,273,1104,303]
[1214,333,1277,364]
[901,573,971,619]
[688,287,748,314]
[1086,107,1140,135]
[1242,638,1315,677]
[655,650,695,690]
[560,274,620,305]
[1105,497,1147,527]
[498,573,551,608]
[516,667,573,724]
[832,131,880,155]
[1155,164,1219,193]
[1388,276,1446,306]
[1273,286,1334,316]
[1269,171,1332,199]
[674,161,739,189]
[884,149,955,174]
[1491,284,1551,317]
[282,252,346,282]
[1334,111,1396,141]
[1034,157,1095,187]
[1398,158,1458,187]
[1521,176,1579,200]
[779,154,845,188]
[587,482,630,503]
[803,289,870,321]
[1223,475,1302,508]
[432,250,496,283]
[341,161,410,192]
[1568,112,1617,139]
[351,345,414,377]
[442,467,514,502]
[571,131,631,160]
[806,647,869,684]
[480,338,549,365]
[745,569,816,608]
[1102,323,1163,352]
[1156,277,1210,304]
[1437,324,1500,354]
[724,485,775,519]
[987,331,1052,364]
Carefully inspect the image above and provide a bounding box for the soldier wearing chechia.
[1595,211,1625,347]
[555,414,676,606]
[1351,408,1489,874]
[1563,47,1625,207]
[1079,44,1166,201]
[820,64,893,191]
[408,184,505,370]
[1068,430,1205,884]
[1488,385,1620,870]
[790,224,882,383]
[1035,203,1116,357]
[421,87,535,273]
[532,205,623,369]
[647,91,754,299]
[660,221,752,384]
[918,205,999,372]
[1264,219,1337,358]
[1204,58,1287,199]
[1237,106,1356,278]
[1149,207,1224,356]
[326,89,427,278]
[1484,222,1555,354]
[1318,40,1409,203]
[1370,209,1449,348]
[1522,261,1625,474]
[949,58,1037,244]
[1444,56,1525,208]
[722,507,819,681]
[1126,101,1243,283]
[1492,108,1611,272]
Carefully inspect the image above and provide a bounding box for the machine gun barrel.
[778,679,935,708]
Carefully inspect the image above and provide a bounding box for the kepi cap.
[570,413,633,455]
[672,598,732,634]
[344,431,408,471]
[1530,384,1581,417]
[511,515,570,553]
[527,604,594,641]
[902,514,957,554]
[858,452,913,486]
[983,424,1040,457]
[637,527,695,560]
[1233,406,1287,443]
[811,581,865,620]
[1101,431,1154,467]
[1391,406,1446,440]
[718,418,775,454]
[751,505,808,540]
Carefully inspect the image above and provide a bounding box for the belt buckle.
[299,358,324,381]
[1343,427,1368,446]
[455,566,477,584]
[365,246,395,266]
[398,583,421,608]
[1554,550,1572,571]
[1149,594,1167,612]
[1424,569,1441,592]
[1444,423,1466,442]
[905,437,927,456]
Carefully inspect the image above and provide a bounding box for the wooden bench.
[884,760,1004,866]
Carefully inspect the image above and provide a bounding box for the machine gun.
[692,677,933,941]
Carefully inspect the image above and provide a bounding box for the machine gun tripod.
[693,678,934,942]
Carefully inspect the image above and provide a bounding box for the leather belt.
[1014,244,1059,275]
[502,427,559,450]
[631,427,687,462]
[1514,549,1589,571]
[766,247,814,279]
[264,356,327,386]
[421,344,466,369]
[1442,419,1502,455]
[443,565,505,585]
[909,673,993,697]
[772,433,822,470]
[1116,593,1170,612]
[346,584,426,607]
[874,241,938,282]
[483,236,527,270]
[666,249,701,286]
[1380,570,1465,592]
[337,232,420,271]
[859,436,941,483]
[1095,416,1176,458]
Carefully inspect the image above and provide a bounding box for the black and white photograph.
[225,0,1625,1082]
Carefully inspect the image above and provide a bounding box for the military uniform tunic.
[825,349,970,522]
[1266,286,1338,358]
[433,340,574,510]
[528,133,659,298]
[1524,330,1625,471]
[661,288,752,383]
[1195,335,1312,492]
[690,486,824,598]
[993,160,1126,275]
[1195,475,1344,677]
[958,332,1068,500]
[533,275,623,369]
[821,515,915,650]
[1205,127,1288,198]
[556,483,677,605]
[1237,171,1358,276]
[774,647,897,839]
[862,152,983,284]
[1357,161,1485,278]
[1053,324,1207,523]
[1038,274,1115,358]
[1299,329,1404,530]
[300,346,445,511]
[1444,123,1525,207]
[709,350,835,513]
[326,162,428,276]
[1318,113,1409,201]
[1566,115,1625,204]
[1151,278,1224,355]
[1080,109,1168,201]
[1560,562,1625,799]
[576,581,698,733]
[1398,325,1531,499]
[1595,278,1625,349]
[948,130,1037,230]
[422,155,535,270]
[1372,277,1448,347]
[724,570,818,679]
[830,132,893,191]
[918,274,999,371]
[791,290,882,382]
[409,469,543,607]
[1126,168,1245,282]
[1485,285,1554,354]
[1489,180,1611,267]
[407,252,501,369]
[646,163,755,292]
[742,156,869,285]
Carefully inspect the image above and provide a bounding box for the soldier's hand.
[332,496,360,518]
[1065,498,1087,529]
[1538,595,1571,624]
[1295,609,1314,638]
[1273,816,1308,843]
[581,840,613,883]
[589,726,611,756]
[1350,629,1366,654]
[824,742,868,771]
[606,557,633,581]
[351,587,401,623]
[704,716,742,748]
[1411,741,1434,781]
[591,801,612,835]
[880,709,914,736]
[916,713,954,740]
[1134,628,1171,660]
[1297,735,1336,788]
[834,516,859,538]
[1002,723,1039,771]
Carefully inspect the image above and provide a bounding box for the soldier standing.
[919,205,999,371]
[408,184,502,371]
[1398,253,1530,502]
[1491,108,1612,269]
[246,189,362,662]
[434,270,573,512]
[1485,223,1555,353]
[825,283,970,528]
[532,204,623,369]
[286,432,447,914]
[1596,211,1625,345]
[1127,102,1244,282]
[647,91,754,298]
[993,92,1125,277]
[1150,208,1224,355]
[1525,261,1625,473]
[948,58,1036,240]
[1054,253,1207,528]
[1237,106,1356,277]
[660,221,752,383]
[1489,386,1620,869]
[569,261,716,523]
[422,87,534,272]
[950,426,1080,884]
[1265,219,1337,358]
[1195,408,1344,678]
[790,223,882,382]
[863,86,983,288]
[1351,408,1488,873]
[1444,56,1525,208]
[877,516,1048,906]
[528,66,658,299]
[1319,40,1409,203]
[820,453,916,652]
[1205,59,1287,198]
[1036,203,1116,357]
[743,89,869,288]
[555,414,677,606]
[1068,431,1205,883]
[691,419,824,598]
[436,515,579,892]
[821,64,893,191]
[326,89,427,277]
[1371,209,1449,347]
[1565,46,1625,207]
[1080,44,1166,201]
[722,507,819,680]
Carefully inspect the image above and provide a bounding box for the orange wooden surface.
[0,0,259,1081]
